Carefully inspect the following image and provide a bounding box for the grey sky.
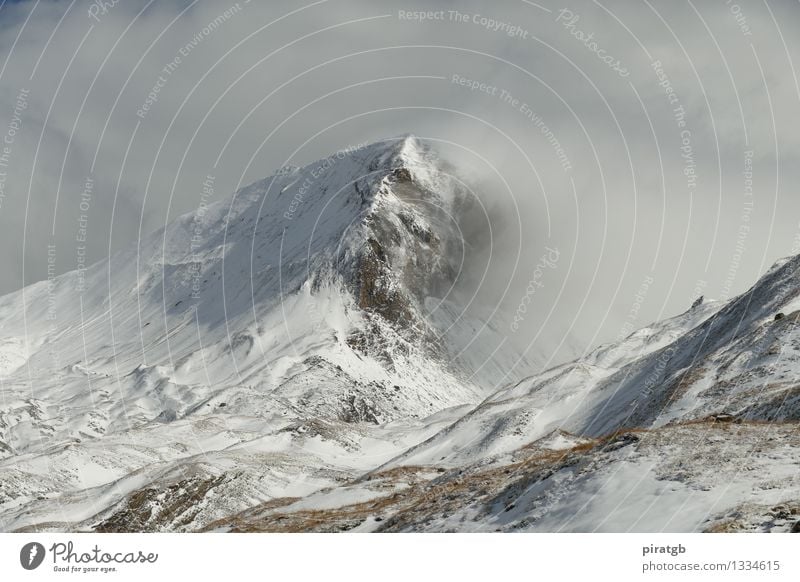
[1,0,799,366]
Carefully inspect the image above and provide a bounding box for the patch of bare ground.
[202,465,434,532]
[94,475,226,532]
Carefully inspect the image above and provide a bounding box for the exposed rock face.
[337,139,467,359]
[95,475,227,533]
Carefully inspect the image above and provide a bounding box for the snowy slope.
[370,298,724,470]
[375,254,800,472]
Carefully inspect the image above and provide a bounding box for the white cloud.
[1,0,798,362]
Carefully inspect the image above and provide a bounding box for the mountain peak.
[367,133,425,160]
[381,134,426,166]
[0,136,494,467]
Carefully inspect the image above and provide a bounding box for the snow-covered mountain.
[1,137,799,533]
[0,136,531,530]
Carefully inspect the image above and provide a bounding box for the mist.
[1,0,800,367]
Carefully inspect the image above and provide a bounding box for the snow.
[0,136,517,531]
[1,136,798,532]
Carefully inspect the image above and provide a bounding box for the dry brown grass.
[703,519,742,533]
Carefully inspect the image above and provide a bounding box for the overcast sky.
[1,0,800,365]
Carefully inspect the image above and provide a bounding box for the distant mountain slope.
[378,254,800,472]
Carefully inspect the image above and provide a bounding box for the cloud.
[0,0,799,366]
